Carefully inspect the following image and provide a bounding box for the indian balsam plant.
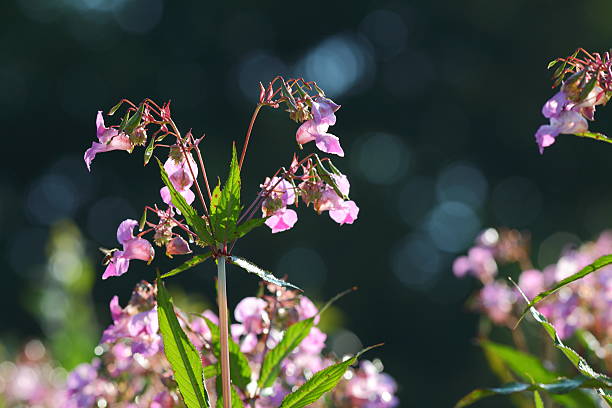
[455,49,612,407]
[83,76,374,408]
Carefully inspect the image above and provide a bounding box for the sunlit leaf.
[209,145,241,242]
[231,218,266,240]
[258,317,314,388]
[156,279,210,408]
[144,135,156,165]
[520,255,612,318]
[160,252,212,279]
[279,345,381,408]
[455,376,607,408]
[229,256,301,291]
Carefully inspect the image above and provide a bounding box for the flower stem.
[239,104,263,170]
[217,256,231,408]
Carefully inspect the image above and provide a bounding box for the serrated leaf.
[520,254,612,318]
[455,376,607,408]
[258,317,314,388]
[482,341,597,408]
[215,378,245,408]
[156,279,210,408]
[229,256,301,291]
[209,145,241,242]
[231,218,266,240]
[514,282,612,404]
[161,252,212,279]
[156,157,214,245]
[203,317,252,390]
[280,345,381,408]
[144,135,156,165]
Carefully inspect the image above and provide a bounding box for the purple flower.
[542,91,569,118]
[103,219,155,279]
[234,297,268,335]
[329,200,359,225]
[296,120,344,156]
[312,96,341,126]
[265,208,298,233]
[84,111,133,171]
[261,177,299,233]
[452,246,497,283]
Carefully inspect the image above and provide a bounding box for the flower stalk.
[217,255,231,408]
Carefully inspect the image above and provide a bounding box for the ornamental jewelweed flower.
[535,49,612,153]
[102,219,155,279]
[84,111,133,171]
[296,96,344,156]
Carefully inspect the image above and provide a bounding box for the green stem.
[217,257,231,408]
[574,131,612,144]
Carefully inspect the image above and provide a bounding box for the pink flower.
[329,200,359,225]
[480,282,516,324]
[296,120,344,156]
[535,110,588,154]
[542,91,569,118]
[452,246,497,283]
[518,269,545,299]
[265,208,298,233]
[84,111,133,171]
[299,327,326,354]
[234,297,268,335]
[261,177,296,216]
[160,154,198,206]
[102,219,154,279]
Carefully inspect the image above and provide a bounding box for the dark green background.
[2,1,612,406]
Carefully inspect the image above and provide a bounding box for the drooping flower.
[296,120,344,156]
[160,153,198,206]
[102,219,155,279]
[535,110,588,154]
[261,177,299,233]
[84,111,133,171]
[165,236,191,257]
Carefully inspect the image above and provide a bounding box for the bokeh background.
[2,0,612,406]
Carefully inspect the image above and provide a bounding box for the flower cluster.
[454,228,612,368]
[260,157,359,233]
[0,282,398,407]
[0,340,67,407]
[535,49,612,153]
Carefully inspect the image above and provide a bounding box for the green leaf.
[482,341,597,408]
[209,145,241,242]
[534,391,544,408]
[280,345,381,408]
[514,282,612,404]
[156,278,210,408]
[204,364,219,379]
[520,254,612,318]
[203,318,252,390]
[156,157,214,245]
[161,252,212,279]
[455,376,607,408]
[229,256,301,291]
[215,379,245,408]
[231,218,266,240]
[144,135,156,165]
[258,317,315,388]
[314,155,347,199]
